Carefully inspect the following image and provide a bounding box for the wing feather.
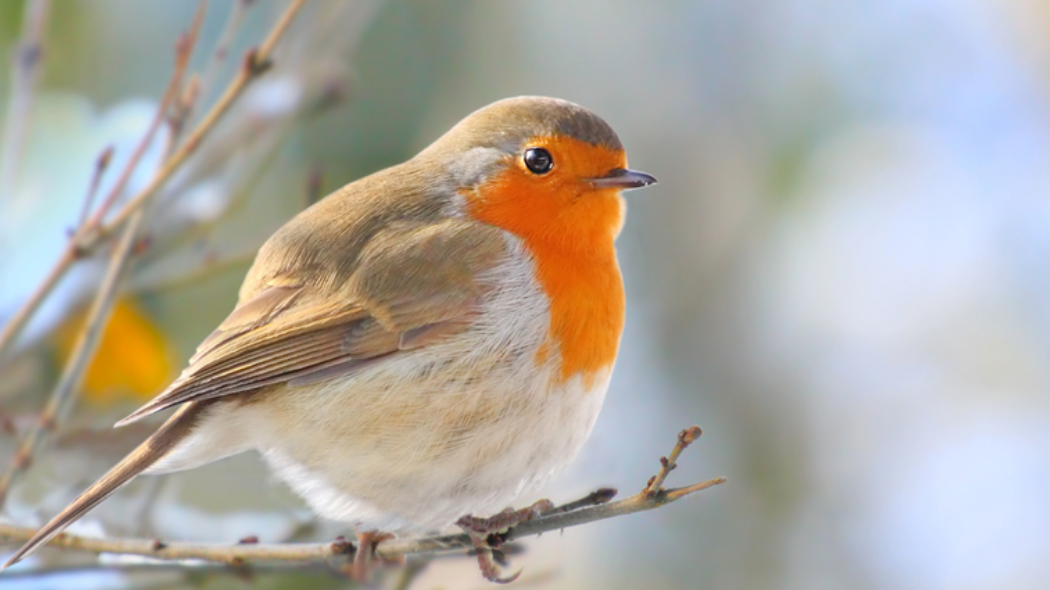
[116,219,508,426]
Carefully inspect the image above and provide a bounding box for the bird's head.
[419,96,656,250]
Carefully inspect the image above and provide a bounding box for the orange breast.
[465,136,627,386]
[527,235,625,386]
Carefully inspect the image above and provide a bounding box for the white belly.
[257,366,610,532]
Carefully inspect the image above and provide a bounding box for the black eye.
[523,147,553,174]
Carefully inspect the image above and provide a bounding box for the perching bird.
[2,96,656,582]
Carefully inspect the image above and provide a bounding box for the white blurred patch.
[0,94,165,346]
[242,76,304,119]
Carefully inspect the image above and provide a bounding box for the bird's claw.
[343,531,396,583]
[457,498,554,583]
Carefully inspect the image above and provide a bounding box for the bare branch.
[0,1,200,369]
[0,248,74,368]
[0,0,308,369]
[0,427,725,572]
[95,0,307,239]
[76,146,116,228]
[81,0,207,241]
[195,0,254,112]
[0,0,50,201]
[0,0,209,508]
[644,425,702,496]
[0,561,332,582]
[0,209,147,508]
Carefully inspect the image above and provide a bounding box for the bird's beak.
[587,168,658,190]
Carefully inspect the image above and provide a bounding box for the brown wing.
[116,218,509,426]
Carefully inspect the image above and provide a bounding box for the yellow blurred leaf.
[55,296,173,405]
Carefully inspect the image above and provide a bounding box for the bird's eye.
[523,147,554,174]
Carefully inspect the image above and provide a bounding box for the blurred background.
[1,1,1049,589]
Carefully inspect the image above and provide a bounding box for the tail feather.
[1,402,205,571]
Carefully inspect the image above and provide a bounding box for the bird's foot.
[456,498,554,583]
[342,531,398,583]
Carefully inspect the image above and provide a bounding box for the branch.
[0,427,725,571]
[81,1,207,243]
[75,146,116,228]
[94,0,306,239]
[195,0,254,114]
[0,209,147,507]
[0,1,208,509]
[0,0,308,369]
[0,0,50,202]
[0,0,196,369]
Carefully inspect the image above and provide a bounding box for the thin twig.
[0,2,208,508]
[0,0,50,201]
[76,146,115,228]
[548,487,618,515]
[0,561,334,581]
[0,248,73,363]
[95,0,307,239]
[126,130,288,287]
[0,0,307,369]
[0,1,203,369]
[0,427,725,569]
[79,1,206,240]
[0,211,146,508]
[195,0,253,113]
[0,0,53,369]
[644,425,702,496]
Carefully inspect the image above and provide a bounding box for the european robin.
[2,96,656,581]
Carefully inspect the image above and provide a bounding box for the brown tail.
[1,402,205,571]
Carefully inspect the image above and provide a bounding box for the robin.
[2,96,656,582]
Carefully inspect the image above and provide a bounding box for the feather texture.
[117,218,507,426]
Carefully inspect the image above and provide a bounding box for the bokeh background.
[2,1,1049,589]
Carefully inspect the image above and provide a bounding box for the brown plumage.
[2,96,656,578]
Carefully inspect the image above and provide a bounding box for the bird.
[1,96,656,582]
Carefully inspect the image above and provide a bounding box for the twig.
[95,0,306,239]
[0,0,50,202]
[0,249,72,364]
[644,425,702,496]
[0,0,53,369]
[0,1,202,369]
[195,0,253,113]
[76,146,115,228]
[0,0,307,369]
[0,427,725,569]
[80,0,206,241]
[547,487,617,515]
[0,561,334,581]
[0,211,146,508]
[0,2,208,508]
[126,130,289,288]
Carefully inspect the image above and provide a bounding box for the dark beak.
[587,168,658,190]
